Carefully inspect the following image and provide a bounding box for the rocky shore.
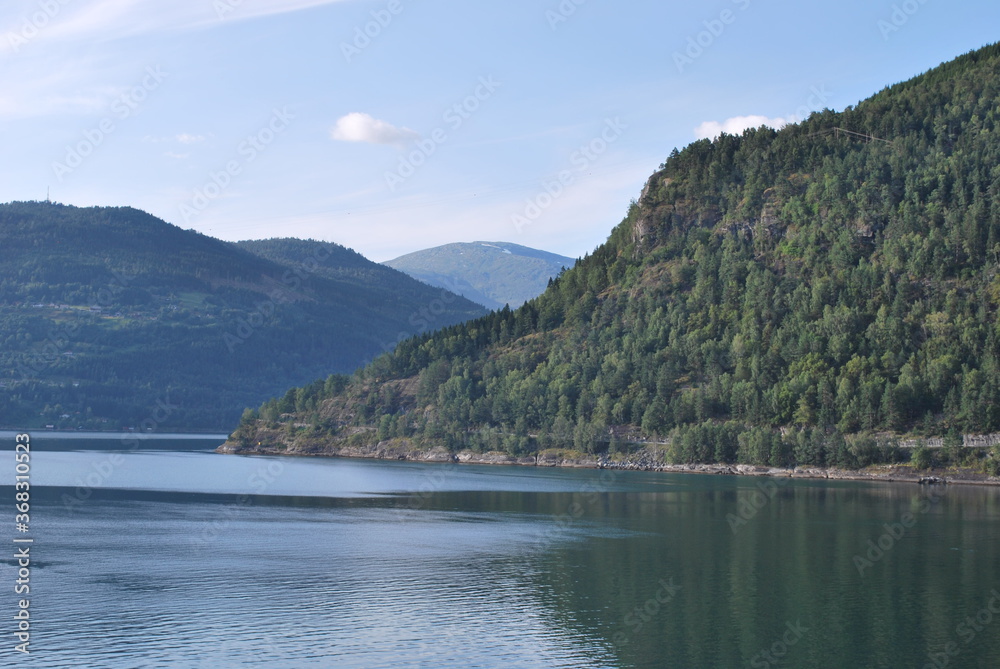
[217,440,1000,487]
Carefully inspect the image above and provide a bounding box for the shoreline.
[217,442,1000,488]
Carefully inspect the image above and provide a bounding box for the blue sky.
[2,0,998,262]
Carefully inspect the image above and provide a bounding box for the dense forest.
[0,205,485,429]
[231,44,1000,474]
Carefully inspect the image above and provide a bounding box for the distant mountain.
[0,203,486,430]
[384,242,575,310]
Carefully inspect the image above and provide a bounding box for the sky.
[1,0,998,263]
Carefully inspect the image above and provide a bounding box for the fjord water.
[7,438,1000,668]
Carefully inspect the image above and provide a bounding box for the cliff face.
[226,44,1000,476]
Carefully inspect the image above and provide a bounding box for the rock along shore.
[217,441,1000,487]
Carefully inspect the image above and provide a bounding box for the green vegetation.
[910,444,933,471]
[234,44,1000,471]
[0,204,486,429]
[384,241,575,310]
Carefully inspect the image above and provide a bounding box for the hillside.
[227,44,1000,474]
[384,241,574,309]
[234,237,469,318]
[0,203,486,429]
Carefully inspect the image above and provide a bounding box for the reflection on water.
[0,430,228,453]
[3,446,1000,668]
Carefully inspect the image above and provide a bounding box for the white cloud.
[694,115,788,140]
[330,112,419,147]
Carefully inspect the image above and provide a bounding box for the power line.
[807,127,895,146]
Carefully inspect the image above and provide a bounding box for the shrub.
[987,445,1000,477]
[911,444,932,471]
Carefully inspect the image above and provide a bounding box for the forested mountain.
[235,237,473,317]
[0,203,486,429]
[230,44,1000,472]
[384,242,574,310]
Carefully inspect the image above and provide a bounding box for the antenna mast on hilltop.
[46,187,50,203]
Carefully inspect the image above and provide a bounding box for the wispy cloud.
[0,0,352,119]
[143,133,207,144]
[0,51,122,117]
[694,115,788,140]
[330,113,420,147]
[1,0,350,50]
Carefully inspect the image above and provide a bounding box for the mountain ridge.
[0,202,486,429]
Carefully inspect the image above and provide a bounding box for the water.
[4,437,1000,668]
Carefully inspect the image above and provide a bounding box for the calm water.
[4,437,1000,668]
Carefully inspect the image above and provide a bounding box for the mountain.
[0,203,487,429]
[228,44,1000,474]
[384,241,575,310]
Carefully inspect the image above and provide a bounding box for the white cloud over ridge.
[330,113,419,147]
[694,115,789,140]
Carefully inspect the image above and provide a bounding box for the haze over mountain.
[0,203,486,429]
[230,44,1000,473]
[384,242,575,310]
